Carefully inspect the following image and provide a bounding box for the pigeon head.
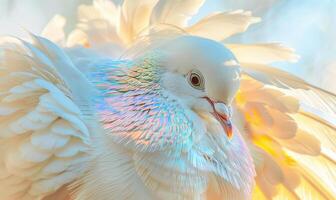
[151,36,241,138]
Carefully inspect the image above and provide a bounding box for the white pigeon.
[0,1,335,200]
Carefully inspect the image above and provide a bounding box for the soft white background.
[0,0,335,92]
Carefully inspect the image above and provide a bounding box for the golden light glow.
[235,90,246,106]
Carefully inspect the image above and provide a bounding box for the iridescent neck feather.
[90,55,195,153]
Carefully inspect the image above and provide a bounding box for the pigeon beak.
[203,97,233,139]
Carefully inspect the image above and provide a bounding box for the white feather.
[0,35,91,199]
[151,0,205,27]
[31,129,70,151]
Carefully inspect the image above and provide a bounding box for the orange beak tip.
[226,122,233,139]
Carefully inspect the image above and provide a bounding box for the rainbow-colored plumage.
[89,56,194,153]
[0,0,335,200]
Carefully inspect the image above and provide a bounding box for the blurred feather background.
[0,0,335,92]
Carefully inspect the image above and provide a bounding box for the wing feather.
[235,67,336,199]
[226,43,299,64]
[0,36,91,199]
[41,15,66,45]
[119,0,159,44]
[186,10,260,41]
[151,0,205,27]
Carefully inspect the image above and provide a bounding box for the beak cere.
[204,97,233,138]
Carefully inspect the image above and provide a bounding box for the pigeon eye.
[188,70,204,90]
